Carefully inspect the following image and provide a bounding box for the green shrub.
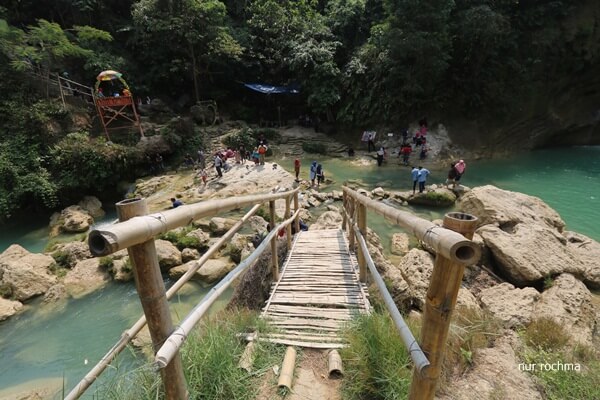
[99,256,114,270]
[49,263,68,278]
[51,250,70,268]
[523,317,569,351]
[223,128,255,150]
[302,142,327,155]
[159,226,206,251]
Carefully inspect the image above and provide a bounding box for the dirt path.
[256,348,342,400]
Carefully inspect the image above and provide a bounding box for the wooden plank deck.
[260,229,371,348]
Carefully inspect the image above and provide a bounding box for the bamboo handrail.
[155,209,301,368]
[88,188,300,256]
[342,206,429,372]
[342,187,479,265]
[65,203,264,400]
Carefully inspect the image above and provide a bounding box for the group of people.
[409,159,467,194]
[309,160,325,187]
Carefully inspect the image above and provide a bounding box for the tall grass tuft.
[340,312,413,400]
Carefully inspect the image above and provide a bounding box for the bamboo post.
[269,200,279,281]
[342,192,347,230]
[278,346,297,390]
[408,212,478,400]
[285,196,292,249]
[293,192,300,233]
[57,73,66,108]
[348,198,355,251]
[357,203,367,282]
[116,198,188,400]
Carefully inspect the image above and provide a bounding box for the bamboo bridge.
[65,186,480,400]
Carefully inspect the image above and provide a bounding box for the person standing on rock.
[310,160,318,187]
[214,153,223,178]
[377,147,385,166]
[316,163,325,187]
[454,159,466,184]
[258,144,267,165]
[411,166,419,194]
[417,166,430,193]
[294,158,301,181]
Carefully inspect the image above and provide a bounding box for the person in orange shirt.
[294,158,301,181]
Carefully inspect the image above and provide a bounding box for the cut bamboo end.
[238,341,256,373]
[328,349,343,378]
[277,346,297,390]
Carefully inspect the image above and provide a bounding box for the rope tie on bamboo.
[148,213,168,235]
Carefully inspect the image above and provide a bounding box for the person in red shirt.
[294,158,301,181]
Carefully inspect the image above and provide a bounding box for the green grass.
[340,312,413,400]
[95,309,285,400]
[159,226,207,251]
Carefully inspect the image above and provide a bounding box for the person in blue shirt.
[170,198,183,208]
[411,166,420,194]
[417,166,430,193]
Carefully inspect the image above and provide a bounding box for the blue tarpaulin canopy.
[244,83,300,94]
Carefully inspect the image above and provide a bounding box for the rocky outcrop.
[390,233,410,255]
[169,258,235,284]
[134,175,177,198]
[111,258,133,282]
[185,229,210,248]
[438,333,541,400]
[78,196,105,219]
[478,283,540,328]
[0,246,57,302]
[397,249,435,310]
[51,241,92,268]
[478,224,600,287]
[181,248,200,263]
[458,185,565,231]
[309,210,342,230]
[533,274,598,347]
[0,297,23,321]
[155,239,182,271]
[209,217,236,236]
[64,258,110,296]
[43,284,68,304]
[407,187,456,207]
[226,234,252,263]
[50,205,95,234]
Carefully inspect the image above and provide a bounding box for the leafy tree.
[131,0,243,102]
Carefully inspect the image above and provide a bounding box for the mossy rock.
[408,188,457,207]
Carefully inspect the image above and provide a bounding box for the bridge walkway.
[260,228,371,349]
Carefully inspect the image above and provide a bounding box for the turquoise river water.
[0,146,598,397]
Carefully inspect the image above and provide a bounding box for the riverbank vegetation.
[1,1,599,219]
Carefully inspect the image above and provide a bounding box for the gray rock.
[181,248,200,263]
[479,283,540,328]
[0,297,23,321]
[209,217,236,235]
[309,210,342,230]
[390,233,410,255]
[78,196,105,219]
[43,284,68,304]
[397,249,435,309]
[155,239,182,271]
[52,241,92,268]
[64,258,110,297]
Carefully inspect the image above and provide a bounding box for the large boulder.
[458,185,565,231]
[155,239,182,271]
[1,261,58,301]
[111,258,134,282]
[397,249,435,310]
[43,283,68,304]
[64,258,110,297]
[78,196,105,219]
[478,283,540,328]
[185,229,210,248]
[0,297,23,321]
[209,217,236,236]
[169,258,235,284]
[309,210,342,230]
[55,205,94,233]
[477,224,600,287]
[134,175,177,198]
[226,234,252,263]
[533,274,599,346]
[181,248,200,263]
[0,244,30,263]
[563,231,600,289]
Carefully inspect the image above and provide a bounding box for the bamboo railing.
[67,188,300,400]
[342,187,480,400]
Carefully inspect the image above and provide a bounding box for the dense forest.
[0,0,599,219]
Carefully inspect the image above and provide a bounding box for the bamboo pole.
[408,212,478,400]
[342,187,478,264]
[285,196,292,249]
[293,192,300,234]
[278,347,297,390]
[328,350,343,378]
[341,192,347,231]
[57,73,66,108]
[155,211,300,368]
[65,204,262,400]
[357,203,367,283]
[269,200,279,281]
[88,188,299,256]
[348,198,355,251]
[116,198,188,400]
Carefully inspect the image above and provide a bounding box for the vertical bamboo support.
[269,200,279,281]
[408,212,478,400]
[293,192,300,234]
[116,198,188,400]
[357,203,367,282]
[285,196,292,249]
[57,74,66,108]
[342,192,347,231]
[348,198,355,251]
